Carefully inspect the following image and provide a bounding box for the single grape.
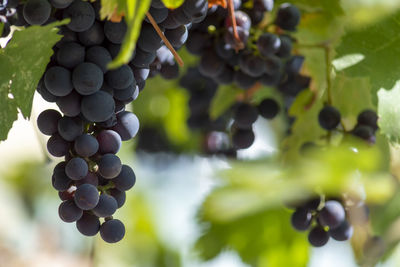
[92,194,118,217]
[328,220,353,241]
[72,62,104,95]
[56,91,82,117]
[85,46,112,73]
[234,103,258,128]
[47,133,70,157]
[74,134,99,157]
[57,116,84,142]
[198,51,225,78]
[308,226,329,247]
[137,23,162,53]
[37,109,62,136]
[109,188,126,208]
[105,65,135,90]
[52,170,72,191]
[56,42,85,69]
[44,66,73,97]
[75,172,99,187]
[96,130,122,154]
[23,0,51,25]
[145,6,168,24]
[232,128,255,149]
[100,219,125,243]
[65,157,88,180]
[59,199,83,223]
[291,208,312,231]
[319,200,346,229]
[104,20,127,44]
[357,109,378,131]
[112,165,136,191]
[352,125,376,143]
[239,52,266,77]
[76,212,100,236]
[275,3,301,31]
[49,0,73,9]
[257,33,281,57]
[318,106,341,130]
[63,0,95,32]
[78,21,105,46]
[258,98,280,119]
[131,48,157,68]
[98,153,122,179]
[74,184,99,210]
[81,91,115,122]
[165,25,188,48]
[111,111,140,141]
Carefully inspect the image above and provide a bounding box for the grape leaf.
[195,209,310,267]
[161,0,185,9]
[0,21,65,141]
[336,10,400,105]
[105,0,151,69]
[377,81,400,144]
[209,85,242,120]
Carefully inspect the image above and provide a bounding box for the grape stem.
[227,0,244,51]
[145,12,184,67]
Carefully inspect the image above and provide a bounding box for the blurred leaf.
[202,145,394,223]
[378,81,400,144]
[196,209,309,267]
[107,0,151,69]
[210,85,242,120]
[336,10,400,105]
[162,0,185,9]
[0,21,65,141]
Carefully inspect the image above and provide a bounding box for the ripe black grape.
[111,111,140,141]
[234,103,258,128]
[232,128,255,149]
[74,184,99,210]
[109,188,126,208]
[137,23,162,52]
[74,134,99,157]
[328,220,353,241]
[76,212,100,236]
[96,130,122,154]
[92,194,118,217]
[72,62,104,95]
[258,98,280,119]
[100,219,125,243]
[112,164,136,191]
[59,199,83,223]
[56,42,85,69]
[57,116,83,141]
[164,25,188,48]
[65,157,88,180]
[318,200,346,229]
[357,109,378,131]
[23,0,51,25]
[49,0,73,9]
[318,106,341,130]
[104,20,127,44]
[105,65,135,90]
[56,91,81,117]
[85,46,112,73]
[44,66,73,97]
[257,33,281,57]
[275,3,301,31]
[37,109,62,135]
[291,208,312,231]
[62,0,95,32]
[81,91,115,122]
[308,226,329,247]
[52,170,72,191]
[47,133,70,157]
[98,153,122,179]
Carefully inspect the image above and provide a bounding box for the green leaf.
[0,21,65,141]
[336,10,400,105]
[161,0,185,9]
[108,0,151,69]
[210,85,242,120]
[196,209,309,267]
[377,81,400,144]
[203,145,394,223]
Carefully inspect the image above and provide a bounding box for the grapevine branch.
[146,12,184,67]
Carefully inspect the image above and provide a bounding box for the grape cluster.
[289,197,369,247]
[318,106,379,144]
[179,1,309,151]
[0,0,19,37]
[10,0,145,243]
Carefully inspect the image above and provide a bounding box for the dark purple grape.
[258,98,280,119]
[92,194,118,217]
[329,220,353,241]
[65,157,88,180]
[112,165,136,191]
[100,219,125,243]
[319,200,346,229]
[76,212,100,236]
[291,208,312,231]
[234,103,258,128]
[59,199,83,223]
[308,226,329,247]
[357,109,378,131]
[74,184,99,210]
[37,109,62,136]
[275,3,301,31]
[96,130,122,154]
[318,106,341,130]
[98,153,122,179]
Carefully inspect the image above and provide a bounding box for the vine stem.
[324,45,333,105]
[227,0,239,41]
[145,12,184,67]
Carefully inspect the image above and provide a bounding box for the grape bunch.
[318,106,379,144]
[10,0,144,243]
[0,0,19,37]
[180,1,309,151]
